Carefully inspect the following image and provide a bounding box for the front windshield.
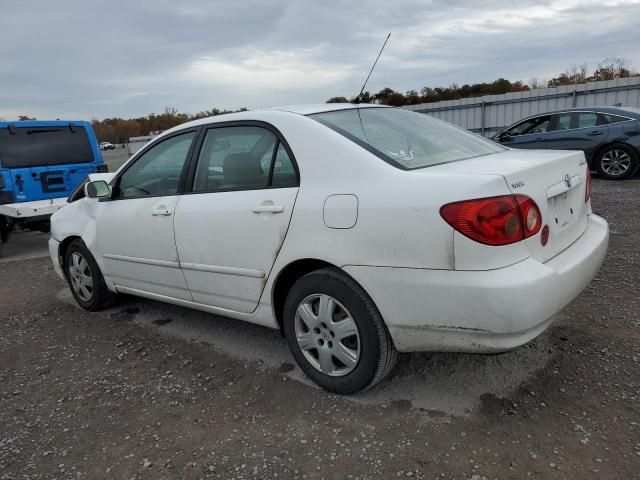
[310,107,504,170]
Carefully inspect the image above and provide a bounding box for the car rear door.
[545,112,609,158]
[173,123,299,313]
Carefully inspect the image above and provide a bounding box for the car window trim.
[104,127,202,202]
[182,120,300,196]
[267,140,279,186]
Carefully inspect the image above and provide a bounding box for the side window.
[507,116,551,136]
[271,143,297,187]
[192,126,298,192]
[577,112,598,129]
[554,113,572,131]
[193,126,276,192]
[599,113,629,124]
[116,132,195,199]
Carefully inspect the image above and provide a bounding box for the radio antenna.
[353,32,391,104]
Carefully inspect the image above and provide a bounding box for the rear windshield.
[0,126,94,168]
[310,107,504,170]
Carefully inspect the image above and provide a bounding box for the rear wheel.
[64,239,117,311]
[595,143,639,180]
[283,268,396,394]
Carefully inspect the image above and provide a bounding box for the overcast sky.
[1,0,639,120]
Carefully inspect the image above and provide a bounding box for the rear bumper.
[344,214,609,353]
[0,197,67,219]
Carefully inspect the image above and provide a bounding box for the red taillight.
[440,195,542,246]
[585,167,591,203]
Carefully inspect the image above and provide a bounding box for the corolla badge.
[564,174,572,188]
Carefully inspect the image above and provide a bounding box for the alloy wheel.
[68,252,94,301]
[294,294,361,377]
[601,149,631,177]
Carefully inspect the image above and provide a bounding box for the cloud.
[0,0,639,119]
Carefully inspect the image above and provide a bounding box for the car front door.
[545,112,610,158]
[173,123,299,313]
[96,130,197,300]
[496,115,551,149]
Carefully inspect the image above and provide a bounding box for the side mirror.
[84,180,111,199]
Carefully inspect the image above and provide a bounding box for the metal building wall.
[127,135,155,156]
[403,77,640,137]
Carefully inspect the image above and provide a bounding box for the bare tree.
[591,57,633,81]
[529,76,546,89]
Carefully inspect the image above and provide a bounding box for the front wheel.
[64,239,117,311]
[595,143,639,180]
[282,268,397,394]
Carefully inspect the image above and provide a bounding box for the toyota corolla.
[49,104,609,394]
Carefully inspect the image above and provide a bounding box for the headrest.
[223,152,265,187]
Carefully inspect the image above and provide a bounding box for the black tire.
[282,268,397,394]
[64,239,117,311]
[594,143,639,180]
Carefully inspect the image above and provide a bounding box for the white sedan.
[49,104,608,393]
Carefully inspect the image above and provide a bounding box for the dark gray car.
[493,106,640,180]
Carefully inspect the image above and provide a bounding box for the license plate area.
[40,170,67,193]
[549,190,578,230]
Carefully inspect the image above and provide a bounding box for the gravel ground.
[1,177,639,479]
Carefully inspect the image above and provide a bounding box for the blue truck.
[0,121,107,254]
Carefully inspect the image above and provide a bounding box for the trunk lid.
[432,149,590,263]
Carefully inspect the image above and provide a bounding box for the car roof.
[159,103,389,136]
[0,120,91,128]
[270,103,388,115]
[525,106,640,119]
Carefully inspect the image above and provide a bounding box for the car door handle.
[253,204,284,214]
[151,208,173,216]
[588,131,604,136]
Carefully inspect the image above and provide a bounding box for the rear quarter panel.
[623,120,640,152]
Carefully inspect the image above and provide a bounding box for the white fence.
[404,77,640,137]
